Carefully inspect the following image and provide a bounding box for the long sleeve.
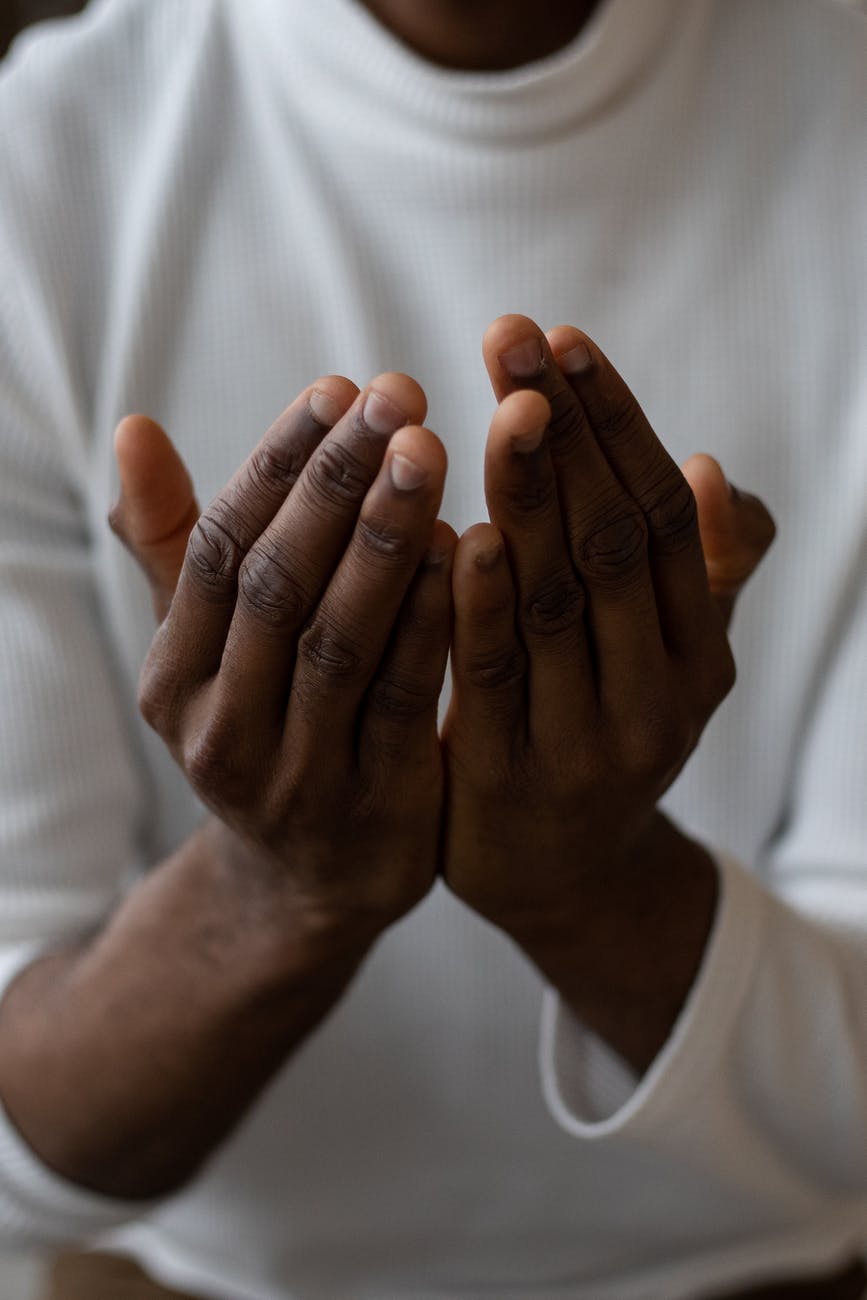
[1,0,866,1291]
[0,235,157,1245]
[541,539,867,1282]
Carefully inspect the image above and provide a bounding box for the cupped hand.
[442,315,775,937]
[110,375,456,943]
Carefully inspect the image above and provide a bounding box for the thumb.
[682,453,776,631]
[108,415,200,623]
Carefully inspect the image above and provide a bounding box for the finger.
[150,377,359,697]
[286,424,447,759]
[484,389,594,740]
[449,522,526,753]
[109,415,200,624]
[682,454,776,630]
[218,373,428,734]
[483,315,665,707]
[361,518,457,770]
[547,324,713,656]
[145,377,358,702]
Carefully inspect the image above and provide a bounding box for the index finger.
[547,323,714,653]
[482,314,712,654]
[148,376,358,685]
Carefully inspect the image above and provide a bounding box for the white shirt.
[0,1,865,1296]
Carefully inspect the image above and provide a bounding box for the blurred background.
[1,0,865,1296]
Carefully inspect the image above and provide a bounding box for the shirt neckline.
[268,0,680,142]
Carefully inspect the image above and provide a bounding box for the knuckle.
[579,510,647,585]
[237,543,305,630]
[306,441,369,509]
[521,576,585,639]
[368,671,433,722]
[186,508,245,597]
[297,618,364,682]
[544,386,591,456]
[591,396,644,448]
[646,474,699,555]
[463,644,527,692]
[355,512,415,565]
[246,440,308,498]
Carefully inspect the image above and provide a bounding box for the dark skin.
[0,0,758,1192]
[359,0,601,71]
[0,374,460,1196]
[444,318,738,1071]
[2,5,861,1297]
[0,342,769,1200]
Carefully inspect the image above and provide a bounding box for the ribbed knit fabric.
[0,1,865,1297]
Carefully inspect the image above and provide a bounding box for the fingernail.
[511,423,545,454]
[558,341,592,375]
[474,542,504,572]
[363,388,406,435]
[389,452,428,492]
[498,338,544,379]
[309,388,343,426]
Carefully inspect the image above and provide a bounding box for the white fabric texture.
[0,0,865,1296]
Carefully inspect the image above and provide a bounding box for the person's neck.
[358,0,602,72]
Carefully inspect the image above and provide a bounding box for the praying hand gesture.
[443,317,774,1070]
[111,316,774,1075]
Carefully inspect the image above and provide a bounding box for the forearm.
[0,369,450,1204]
[500,812,719,1075]
[0,819,376,1200]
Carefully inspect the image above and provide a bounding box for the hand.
[442,316,775,1066]
[110,373,456,946]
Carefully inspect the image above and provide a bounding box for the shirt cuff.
[539,850,766,1139]
[0,941,153,1249]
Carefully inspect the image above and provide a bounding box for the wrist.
[497,813,719,1073]
[0,820,383,1200]
[182,818,385,989]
